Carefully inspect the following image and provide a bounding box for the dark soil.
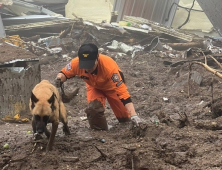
[1,31,222,170]
[0,40,38,64]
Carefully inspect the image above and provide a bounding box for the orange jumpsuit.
[61,54,131,120]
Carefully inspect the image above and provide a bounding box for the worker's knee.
[85,100,108,130]
[85,99,104,113]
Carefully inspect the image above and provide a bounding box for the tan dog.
[29,80,70,151]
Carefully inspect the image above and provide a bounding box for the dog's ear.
[48,93,56,111]
[31,92,39,109]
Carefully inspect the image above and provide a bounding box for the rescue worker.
[55,43,142,130]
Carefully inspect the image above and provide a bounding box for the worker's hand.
[131,115,143,126]
[54,77,62,88]
[130,115,147,137]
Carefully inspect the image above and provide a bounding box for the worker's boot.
[85,100,108,130]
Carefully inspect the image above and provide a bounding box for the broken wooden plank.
[4,19,78,33]
[123,15,193,42]
[167,41,206,51]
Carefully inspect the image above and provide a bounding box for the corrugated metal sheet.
[113,0,180,27]
[196,0,222,36]
[0,60,40,118]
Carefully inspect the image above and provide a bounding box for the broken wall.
[172,0,219,37]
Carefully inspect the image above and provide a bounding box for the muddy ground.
[2,27,222,170]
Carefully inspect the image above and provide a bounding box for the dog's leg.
[44,126,50,139]
[62,121,70,135]
[59,102,71,135]
[32,118,36,133]
[46,122,58,151]
[61,117,70,135]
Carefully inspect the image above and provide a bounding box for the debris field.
[1,17,222,170]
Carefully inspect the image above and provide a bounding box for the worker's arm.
[107,58,143,126]
[125,102,137,117]
[55,58,79,87]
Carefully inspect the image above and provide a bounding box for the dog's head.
[30,92,56,134]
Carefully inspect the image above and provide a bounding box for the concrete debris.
[107,40,135,53]
[139,24,152,31]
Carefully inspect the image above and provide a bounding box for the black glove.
[54,78,62,88]
[131,115,142,126]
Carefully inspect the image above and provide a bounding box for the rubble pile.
[3,16,222,70]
